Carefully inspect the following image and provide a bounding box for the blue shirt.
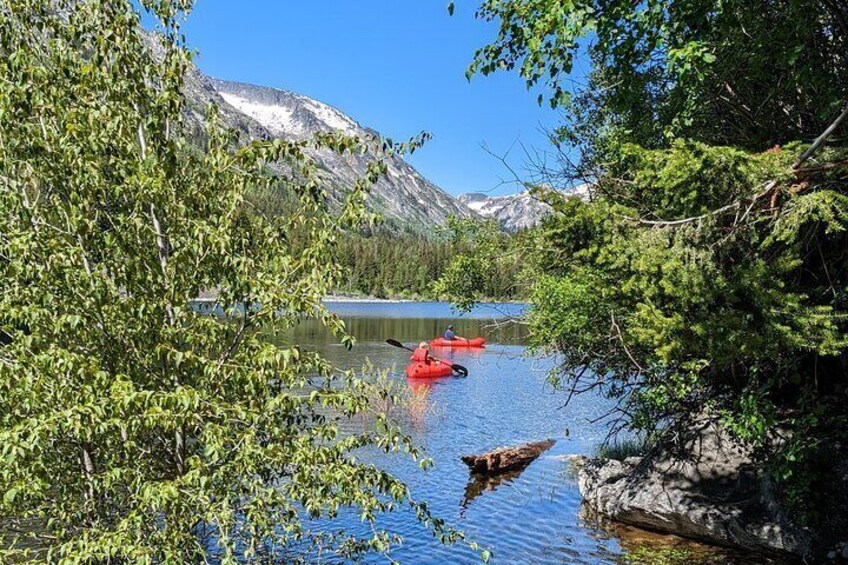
[444,329,456,340]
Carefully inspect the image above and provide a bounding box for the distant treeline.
[249,184,525,301]
[334,228,523,301]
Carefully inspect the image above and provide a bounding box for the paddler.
[443,325,466,341]
[411,341,434,364]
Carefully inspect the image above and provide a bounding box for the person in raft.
[443,325,465,341]
[411,341,436,364]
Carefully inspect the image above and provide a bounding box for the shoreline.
[193,292,525,306]
[323,294,414,304]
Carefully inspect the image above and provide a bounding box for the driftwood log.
[461,439,556,475]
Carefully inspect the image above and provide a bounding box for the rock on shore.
[572,418,841,561]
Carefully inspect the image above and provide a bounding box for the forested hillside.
[249,178,524,301]
[335,224,523,300]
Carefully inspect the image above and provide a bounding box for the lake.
[285,301,760,565]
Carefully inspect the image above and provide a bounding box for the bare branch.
[793,101,848,169]
[610,312,644,374]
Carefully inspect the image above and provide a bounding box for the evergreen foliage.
[333,218,522,302]
[334,231,455,300]
[446,0,848,514]
[431,218,525,309]
[248,177,524,302]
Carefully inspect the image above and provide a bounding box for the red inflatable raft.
[405,361,455,378]
[429,337,486,348]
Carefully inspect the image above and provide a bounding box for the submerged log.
[461,439,556,475]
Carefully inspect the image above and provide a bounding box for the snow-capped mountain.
[458,191,550,231]
[213,82,360,139]
[175,59,475,231]
[459,186,589,231]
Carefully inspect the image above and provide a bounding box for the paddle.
[386,339,469,377]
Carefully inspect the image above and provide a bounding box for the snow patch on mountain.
[301,98,358,133]
[459,185,589,231]
[205,78,475,230]
[218,92,302,136]
[463,198,492,214]
[144,30,477,234]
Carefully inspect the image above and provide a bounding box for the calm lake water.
[285,301,762,565]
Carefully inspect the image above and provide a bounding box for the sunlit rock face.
[213,80,359,140]
[573,416,848,562]
[208,79,473,233]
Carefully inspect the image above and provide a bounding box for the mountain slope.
[458,191,551,231]
[178,65,475,231]
[459,186,589,231]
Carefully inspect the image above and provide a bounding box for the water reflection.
[580,509,781,565]
[461,468,527,512]
[4,301,769,564]
[288,311,529,351]
[289,302,625,564]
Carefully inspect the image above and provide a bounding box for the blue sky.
[176,1,572,197]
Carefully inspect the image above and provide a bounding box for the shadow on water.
[580,509,786,565]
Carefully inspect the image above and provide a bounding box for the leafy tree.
[0,1,473,562]
[463,0,848,149]
[432,217,525,309]
[453,0,848,519]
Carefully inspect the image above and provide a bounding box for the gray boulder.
[575,418,818,559]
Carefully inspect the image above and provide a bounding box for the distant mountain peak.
[458,190,548,231]
[459,185,588,231]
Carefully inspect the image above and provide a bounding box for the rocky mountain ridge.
[459,185,588,231]
[175,54,476,231]
[459,191,550,231]
[146,31,585,236]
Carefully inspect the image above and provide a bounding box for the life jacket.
[410,347,430,363]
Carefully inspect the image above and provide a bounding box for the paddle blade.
[451,364,469,377]
[386,339,415,353]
